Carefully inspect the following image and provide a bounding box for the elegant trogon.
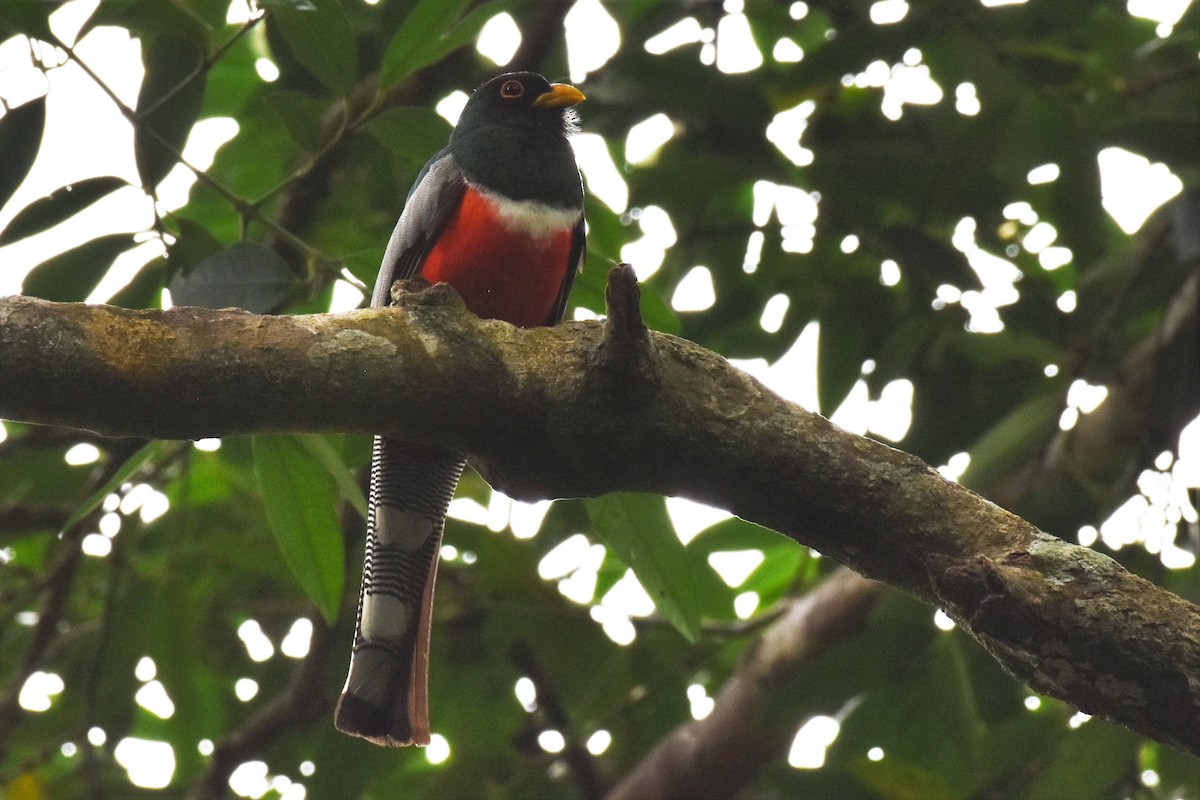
[335,72,586,746]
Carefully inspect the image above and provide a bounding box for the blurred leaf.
[3,772,46,800]
[0,176,127,246]
[0,96,46,213]
[1026,720,1139,800]
[107,255,166,308]
[690,517,808,605]
[852,759,957,800]
[0,446,91,509]
[265,88,329,152]
[585,493,702,641]
[167,217,225,275]
[148,573,227,767]
[365,106,452,164]
[252,434,345,623]
[135,34,207,188]
[878,226,978,291]
[817,304,868,416]
[192,102,295,200]
[60,441,164,534]
[582,196,629,266]
[570,251,682,335]
[1045,144,1109,272]
[20,233,135,302]
[270,0,357,95]
[200,22,266,119]
[971,700,1064,792]
[0,4,55,40]
[959,391,1062,494]
[183,0,230,31]
[294,433,368,520]
[379,0,499,88]
[168,240,302,311]
[79,0,207,39]
[828,619,983,795]
[1157,740,1200,798]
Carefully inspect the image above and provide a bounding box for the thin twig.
[51,34,323,264]
[604,570,883,800]
[0,528,85,761]
[0,438,153,763]
[186,617,333,800]
[510,640,608,800]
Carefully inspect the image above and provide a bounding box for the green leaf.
[108,256,169,309]
[878,225,979,291]
[365,106,452,164]
[379,0,495,88]
[958,391,1062,494]
[60,441,165,534]
[167,217,225,275]
[270,0,357,95]
[0,96,46,213]
[585,493,702,641]
[1026,720,1138,800]
[200,21,265,118]
[79,0,208,40]
[581,196,629,265]
[0,3,53,41]
[817,304,868,416]
[135,34,208,188]
[252,434,345,623]
[293,433,368,521]
[852,758,958,800]
[21,233,135,302]
[0,176,127,246]
[181,0,230,31]
[689,516,807,605]
[168,240,302,312]
[265,89,329,152]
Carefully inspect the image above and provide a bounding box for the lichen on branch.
[2,266,1199,755]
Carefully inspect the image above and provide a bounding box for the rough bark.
[2,267,1199,756]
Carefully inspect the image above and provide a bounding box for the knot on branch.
[933,551,1041,630]
[389,277,466,312]
[592,263,660,405]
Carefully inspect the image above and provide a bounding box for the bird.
[335,72,586,747]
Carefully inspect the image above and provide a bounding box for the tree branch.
[186,618,333,800]
[0,437,145,762]
[605,568,883,800]
[510,639,607,800]
[2,267,1199,755]
[987,255,1200,529]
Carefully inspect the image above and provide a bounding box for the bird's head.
[451,72,585,143]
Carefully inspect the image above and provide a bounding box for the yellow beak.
[534,83,585,109]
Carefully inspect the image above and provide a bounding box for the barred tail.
[335,436,465,746]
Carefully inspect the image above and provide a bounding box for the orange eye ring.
[499,80,524,99]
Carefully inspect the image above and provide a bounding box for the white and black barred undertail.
[351,436,465,648]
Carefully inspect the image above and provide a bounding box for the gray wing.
[371,150,468,308]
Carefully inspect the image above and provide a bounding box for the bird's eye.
[499,80,524,99]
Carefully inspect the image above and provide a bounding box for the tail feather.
[336,436,465,746]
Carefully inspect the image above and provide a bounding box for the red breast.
[419,186,576,329]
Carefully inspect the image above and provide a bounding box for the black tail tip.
[335,692,427,747]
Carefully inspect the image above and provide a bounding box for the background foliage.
[1,0,1198,798]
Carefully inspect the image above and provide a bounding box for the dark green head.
[449,72,585,208]
[452,72,583,143]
